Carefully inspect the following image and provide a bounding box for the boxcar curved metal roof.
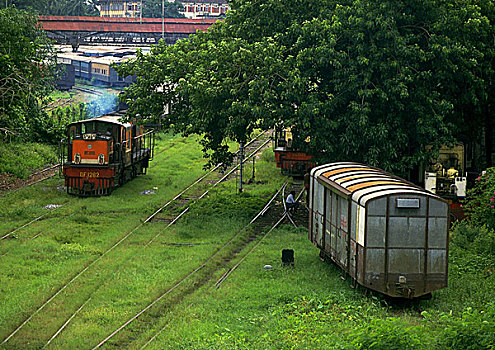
[312,162,442,206]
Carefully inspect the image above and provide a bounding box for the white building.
[180,0,229,19]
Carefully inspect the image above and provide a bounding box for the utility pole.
[238,142,244,193]
[161,0,164,39]
[140,0,142,23]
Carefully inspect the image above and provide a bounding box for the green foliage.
[29,103,87,144]
[347,318,423,350]
[0,7,56,142]
[451,222,495,258]
[141,0,184,18]
[0,142,57,178]
[435,303,495,350]
[464,168,495,230]
[116,0,495,173]
[188,192,266,222]
[11,0,99,16]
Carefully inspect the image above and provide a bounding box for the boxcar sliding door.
[312,181,325,247]
[324,188,332,254]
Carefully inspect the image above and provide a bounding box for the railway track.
[146,131,272,240]
[0,164,60,197]
[1,130,273,347]
[0,131,268,240]
[91,180,307,349]
[73,85,105,96]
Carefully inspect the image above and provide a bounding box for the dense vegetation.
[117,0,495,173]
[0,143,57,179]
[9,0,98,16]
[0,7,56,143]
[1,137,493,349]
[141,0,184,19]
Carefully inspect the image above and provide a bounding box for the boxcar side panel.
[324,189,332,253]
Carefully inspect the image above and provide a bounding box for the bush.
[346,318,424,350]
[451,222,495,258]
[0,142,58,178]
[436,303,495,350]
[464,168,495,230]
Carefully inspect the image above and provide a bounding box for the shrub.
[347,318,424,350]
[0,142,58,178]
[436,303,495,350]
[451,222,495,258]
[464,168,495,230]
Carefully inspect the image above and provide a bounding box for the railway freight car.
[309,162,449,298]
[61,111,154,196]
[273,127,315,176]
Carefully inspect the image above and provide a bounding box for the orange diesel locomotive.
[61,111,154,196]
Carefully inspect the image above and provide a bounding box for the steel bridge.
[39,16,218,51]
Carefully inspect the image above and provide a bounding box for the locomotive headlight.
[74,153,81,164]
[98,154,105,165]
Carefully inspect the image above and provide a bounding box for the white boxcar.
[309,162,449,298]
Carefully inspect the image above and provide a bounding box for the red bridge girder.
[39,15,218,34]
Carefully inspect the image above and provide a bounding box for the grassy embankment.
[0,143,58,180]
[0,132,494,349]
[0,132,283,349]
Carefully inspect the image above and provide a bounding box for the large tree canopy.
[116,0,495,173]
[11,0,99,16]
[0,7,56,140]
[141,0,184,19]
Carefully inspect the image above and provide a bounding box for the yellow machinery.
[424,144,467,199]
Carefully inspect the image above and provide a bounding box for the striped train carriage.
[62,111,154,196]
[309,162,449,298]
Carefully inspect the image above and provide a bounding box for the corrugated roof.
[70,113,131,128]
[312,162,440,205]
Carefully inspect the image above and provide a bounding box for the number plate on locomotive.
[80,172,100,178]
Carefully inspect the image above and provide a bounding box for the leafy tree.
[0,7,56,141]
[116,0,495,173]
[142,0,184,19]
[11,0,99,16]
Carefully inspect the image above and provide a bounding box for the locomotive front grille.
[66,176,113,196]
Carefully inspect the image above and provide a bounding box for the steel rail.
[214,187,306,289]
[1,218,148,344]
[73,86,104,96]
[92,180,289,349]
[1,202,68,240]
[140,182,291,349]
[0,164,61,198]
[145,137,272,245]
[41,297,91,349]
[1,130,271,345]
[144,130,270,223]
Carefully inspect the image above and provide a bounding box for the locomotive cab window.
[81,122,97,135]
[97,123,113,140]
[69,126,76,144]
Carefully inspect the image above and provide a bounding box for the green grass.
[0,134,494,349]
[0,142,58,179]
[47,90,72,100]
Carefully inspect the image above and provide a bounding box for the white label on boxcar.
[396,198,420,209]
